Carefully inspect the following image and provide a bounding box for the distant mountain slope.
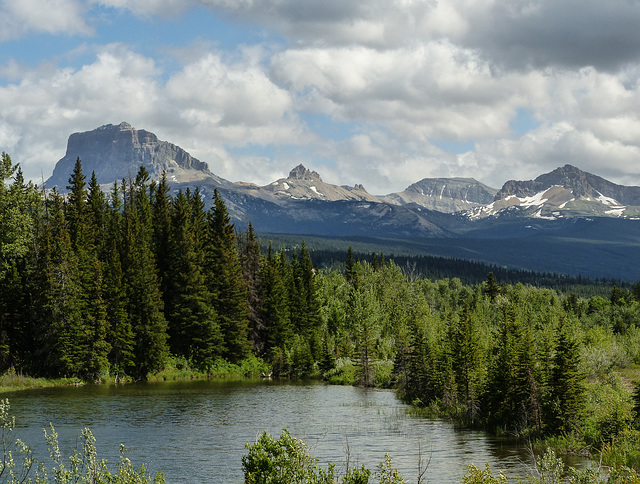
[382,177,498,212]
[46,122,227,189]
[43,123,640,279]
[467,164,640,220]
[259,164,381,202]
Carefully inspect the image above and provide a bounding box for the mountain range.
[46,122,640,280]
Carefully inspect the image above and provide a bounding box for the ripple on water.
[5,381,576,483]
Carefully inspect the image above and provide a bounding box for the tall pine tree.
[205,189,251,363]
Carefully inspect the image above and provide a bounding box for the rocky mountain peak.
[288,164,322,182]
[382,177,498,212]
[46,122,212,189]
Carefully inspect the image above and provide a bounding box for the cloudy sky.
[2,0,640,194]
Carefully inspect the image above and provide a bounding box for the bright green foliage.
[0,154,34,280]
[583,374,634,446]
[346,288,382,387]
[462,464,507,484]
[464,448,640,483]
[242,429,404,484]
[242,430,336,484]
[374,454,405,484]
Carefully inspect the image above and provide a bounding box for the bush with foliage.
[242,429,405,483]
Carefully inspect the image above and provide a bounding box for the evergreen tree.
[166,190,223,368]
[65,157,88,250]
[484,272,500,301]
[292,242,321,355]
[345,246,358,288]
[87,171,107,257]
[122,168,169,379]
[260,245,293,355]
[448,305,482,423]
[152,172,172,301]
[205,189,251,363]
[35,189,86,376]
[104,240,135,375]
[548,320,586,434]
[239,222,265,354]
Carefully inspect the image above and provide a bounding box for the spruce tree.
[105,240,135,375]
[293,242,321,348]
[239,222,265,354]
[36,189,86,377]
[152,172,172,301]
[548,320,586,434]
[122,168,169,379]
[205,189,251,363]
[259,244,292,354]
[166,190,223,368]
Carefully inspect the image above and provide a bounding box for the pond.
[4,379,565,483]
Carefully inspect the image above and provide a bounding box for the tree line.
[0,154,321,380]
[3,153,640,463]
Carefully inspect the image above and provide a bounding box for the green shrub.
[583,374,634,447]
[324,358,358,385]
[242,429,405,484]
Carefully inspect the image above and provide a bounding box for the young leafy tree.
[0,154,33,282]
[347,287,382,387]
[205,189,251,363]
[0,164,41,373]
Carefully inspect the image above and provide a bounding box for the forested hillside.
[3,153,640,467]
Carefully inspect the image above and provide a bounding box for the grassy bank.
[0,367,84,393]
[0,355,271,393]
[146,355,270,381]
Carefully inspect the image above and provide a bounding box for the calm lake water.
[3,380,569,483]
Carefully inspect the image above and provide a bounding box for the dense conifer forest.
[3,153,640,469]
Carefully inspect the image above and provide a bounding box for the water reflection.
[4,380,550,483]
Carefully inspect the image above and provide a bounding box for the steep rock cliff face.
[46,122,212,188]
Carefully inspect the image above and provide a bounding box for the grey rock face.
[46,122,212,189]
[496,164,640,205]
[383,177,498,212]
